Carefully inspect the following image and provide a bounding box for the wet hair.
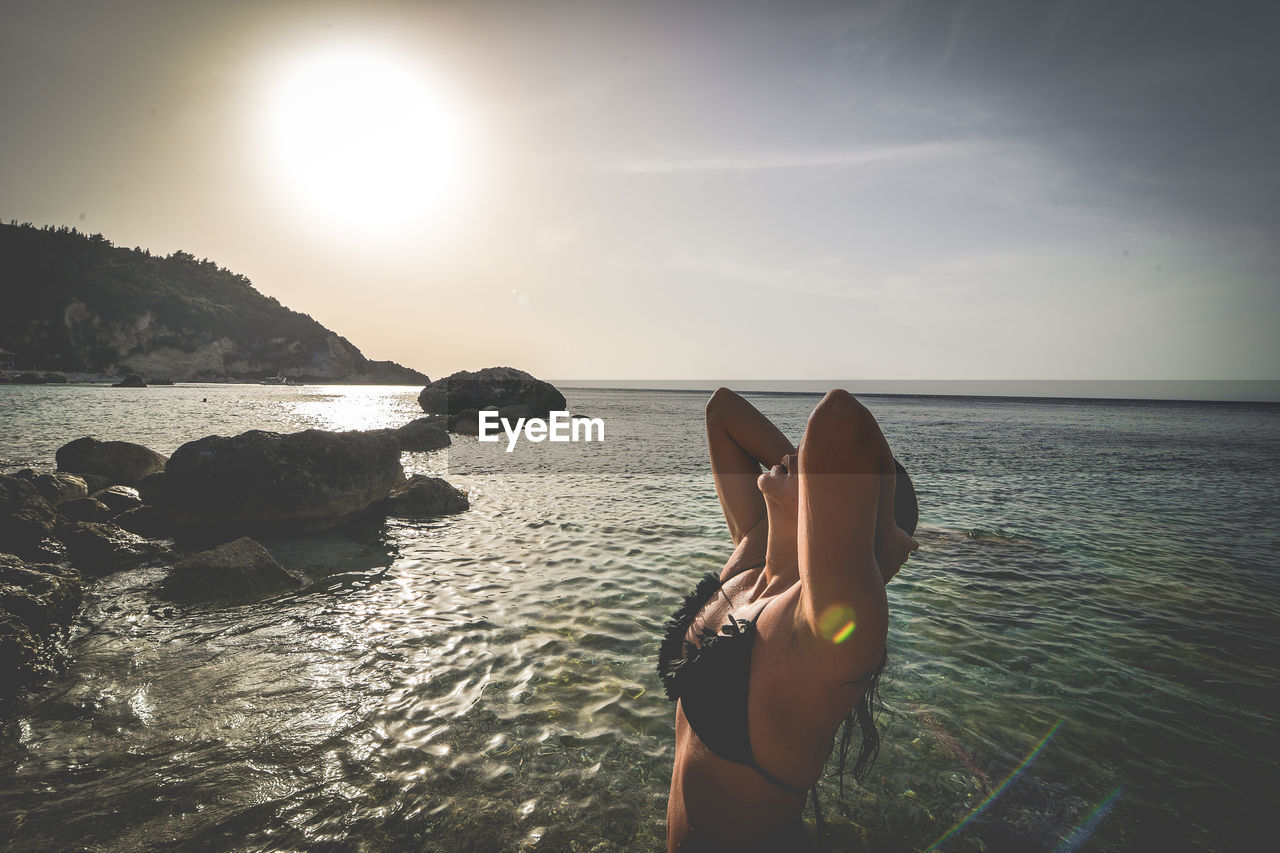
[808,653,887,837]
[835,650,887,792]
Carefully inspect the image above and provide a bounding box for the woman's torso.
[664,563,870,850]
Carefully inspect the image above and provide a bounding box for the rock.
[0,475,61,560]
[446,407,493,436]
[165,428,403,533]
[160,537,303,601]
[418,367,566,430]
[59,521,171,577]
[394,417,451,451]
[112,373,147,387]
[90,486,143,516]
[55,436,168,486]
[0,553,82,698]
[57,497,113,523]
[113,505,173,538]
[136,471,168,505]
[0,610,43,694]
[80,473,115,493]
[0,554,82,634]
[385,475,470,517]
[9,469,88,505]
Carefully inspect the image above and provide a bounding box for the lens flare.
[818,604,857,644]
[1052,785,1126,853]
[925,717,1067,851]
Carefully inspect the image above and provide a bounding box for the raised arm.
[796,390,892,665]
[705,387,796,545]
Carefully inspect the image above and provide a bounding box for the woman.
[658,388,919,851]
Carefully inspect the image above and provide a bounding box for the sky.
[2,0,1277,387]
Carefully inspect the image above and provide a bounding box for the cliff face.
[0,223,427,384]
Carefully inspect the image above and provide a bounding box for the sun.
[266,46,465,231]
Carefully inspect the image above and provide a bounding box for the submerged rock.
[160,537,304,601]
[385,475,470,517]
[165,428,403,533]
[393,417,451,452]
[9,469,89,505]
[59,521,171,578]
[0,554,81,633]
[0,475,61,560]
[446,406,495,436]
[0,553,82,700]
[55,436,168,486]
[418,367,566,432]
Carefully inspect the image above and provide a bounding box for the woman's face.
[758,452,799,513]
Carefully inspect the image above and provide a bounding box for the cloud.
[609,141,982,174]
[677,252,876,301]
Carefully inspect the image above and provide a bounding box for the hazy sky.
[2,0,1277,383]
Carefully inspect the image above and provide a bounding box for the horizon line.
[548,379,1280,404]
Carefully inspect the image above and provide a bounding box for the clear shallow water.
[1,384,1277,851]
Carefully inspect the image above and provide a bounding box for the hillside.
[0,222,427,384]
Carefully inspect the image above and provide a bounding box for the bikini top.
[656,572,808,796]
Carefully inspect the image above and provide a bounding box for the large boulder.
[0,475,61,560]
[55,437,168,486]
[385,475,470,517]
[160,537,304,601]
[0,553,82,698]
[417,367,566,432]
[9,469,89,505]
[165,428,404,533]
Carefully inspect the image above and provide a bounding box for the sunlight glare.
[266,45,465,232]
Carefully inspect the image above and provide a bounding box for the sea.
[0,383,1276,852]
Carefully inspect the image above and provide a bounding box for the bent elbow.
[807,389,873,435]
[706,386,737,422]
[801,390,883,471]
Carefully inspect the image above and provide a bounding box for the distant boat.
[260,374,288,385]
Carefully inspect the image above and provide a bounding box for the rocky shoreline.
[1,367,562,711]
